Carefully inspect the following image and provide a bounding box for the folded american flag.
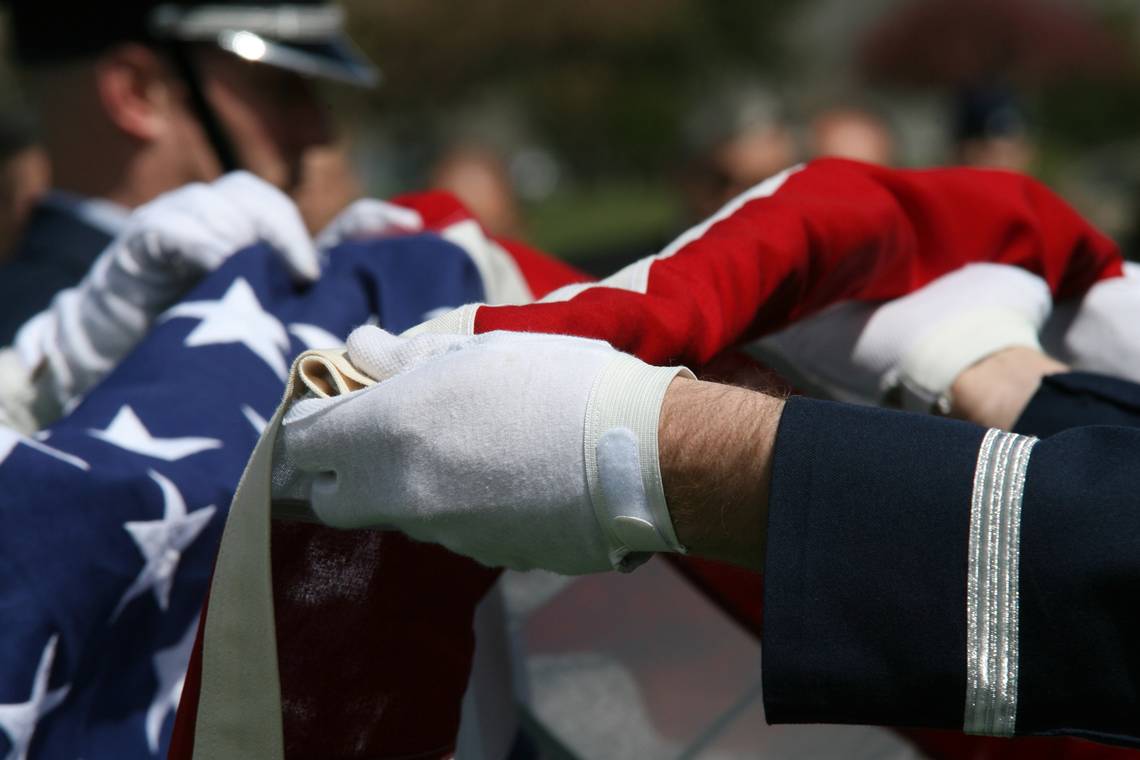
[3,159,1128,760]
[0,232,493,759]
[174,160,1128,760]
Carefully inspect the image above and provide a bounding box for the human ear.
[94,43,179,142]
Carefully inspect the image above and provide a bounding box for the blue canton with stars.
[0,234,485,760]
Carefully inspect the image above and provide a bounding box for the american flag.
[10,162,1130,760]
[0,233,486,760]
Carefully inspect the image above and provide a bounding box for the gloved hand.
[272,326,693,575]
[758,263,1052,413]
[12,171,319,425]
[314,198,424,250]
[1042,262,1140,384]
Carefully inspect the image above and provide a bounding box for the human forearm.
[656,347,1071,572]
[659,376,782,571]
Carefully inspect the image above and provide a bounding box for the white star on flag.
[0,428,89,471]
[89,406,222,461]
[145,621,198,753]
[112,471,216,620]
[288,323,344,351]
[0,636,70,760]
[241,405,268,435]
[162,278,291,379]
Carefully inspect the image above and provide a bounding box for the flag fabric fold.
[1,234,494,760]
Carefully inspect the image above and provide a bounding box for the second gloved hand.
[272,326,693,574]
[758,263,1053,413]
[12,171,319,423]
[1042,261,1140,383]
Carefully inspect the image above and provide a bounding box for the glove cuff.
[584,353,695,571]
[890,307,1043,413]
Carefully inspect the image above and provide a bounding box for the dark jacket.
[0,201,114,344]
[763,372,1140,747]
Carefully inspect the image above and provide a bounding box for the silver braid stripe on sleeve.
[963,428,1038,737]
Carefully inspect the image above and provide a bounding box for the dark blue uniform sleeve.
[1015,371,1140,436]
[0,204,112,344]
[762,396,1140,747]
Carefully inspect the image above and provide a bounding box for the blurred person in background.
[808,102,896,166]
[430,142,523,240]
[564,83,797,278]
[0,0,377,343]
[291,141,364,234]
[953,84,1036,172]
[0,109,48,261]
[680,83,797,223]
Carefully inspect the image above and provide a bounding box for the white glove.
[11,171,319,425]
[758,263,1052,412]
[1042,262,1140,383]
[272,326,693,575]
[314,198,423,250]
[0,348,37,433]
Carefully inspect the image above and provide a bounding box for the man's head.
[681,84,797,222]
[430,144,521,240]
[194,46,332,189]
[4,1,376,205]
[953,86,1034,173]
[809,105,896,166]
